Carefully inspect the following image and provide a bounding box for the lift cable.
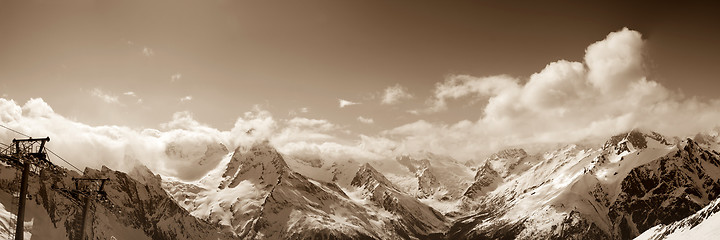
[0,124,30,138]
[0,123,83,173]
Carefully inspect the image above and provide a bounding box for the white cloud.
[0,99,284,180]
[1,28,718,181]
[357,116,374,124]
[180,96,193,102]
[388,28,720,160]
[381,84,413,105]
[171,73,182,82]
[338,99,360,108]
[90,88,120,104]
[142,47,154,57]
[288,107,310,116]
[0,98,386,181]
[123,91,136,97]
[425,75,519,113]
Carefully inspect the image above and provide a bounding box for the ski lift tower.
[0,137,53,240]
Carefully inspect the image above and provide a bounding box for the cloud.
[142,47,154,57]
[388,28,720,160]
[338,99,360,108]
[180,96,193,102]
[288,107,310,116]
[171,73,182,82]
[425,75,519,113]
[357,116,374,124]
[0,98,386,181]
[122,91,143,104]
[90,88,120,104]
[0,98,283,180]
[381,84,413,105]
[2,28,718,181]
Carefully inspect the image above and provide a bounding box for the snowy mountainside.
[350,163,449,237]
[394,153,475,200]
[449,129,720,239]
[636,195,720,240]
[163,141,450,239]
[4,127,720,239]
[165,141,229,181]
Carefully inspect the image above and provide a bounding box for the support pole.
[79,192,93,240]
[14,161,30,240]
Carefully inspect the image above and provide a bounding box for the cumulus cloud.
[90,88,120,104]
[381,84,413,105]
[357,116,374,124]
[0,97,386,181]
[0,99,285,180]
[390,28,720,160]
[425,75,519,113]
[123,91,136,97]
[338,99,360,108]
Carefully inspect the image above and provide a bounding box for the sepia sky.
[1,1,720,179]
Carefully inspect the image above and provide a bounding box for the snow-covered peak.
[463,161,502,199]
[604,129,670,154]
[127,163,162,186]
[481,147,536,178]
[489,148,528,160]
[350,163,398,192]
[219,141,288,189]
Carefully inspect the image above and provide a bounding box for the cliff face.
[608,139,720,238]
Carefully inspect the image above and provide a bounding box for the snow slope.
[449,130,720,239]
[163,141,451,239]
[636,196,720,240]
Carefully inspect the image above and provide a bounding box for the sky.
[1,1,720,180]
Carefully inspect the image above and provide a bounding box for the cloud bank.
[398,28,720,159]
[0,99,378,181]
[1,28,718,180]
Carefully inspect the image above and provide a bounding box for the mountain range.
[1,128,720,239]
